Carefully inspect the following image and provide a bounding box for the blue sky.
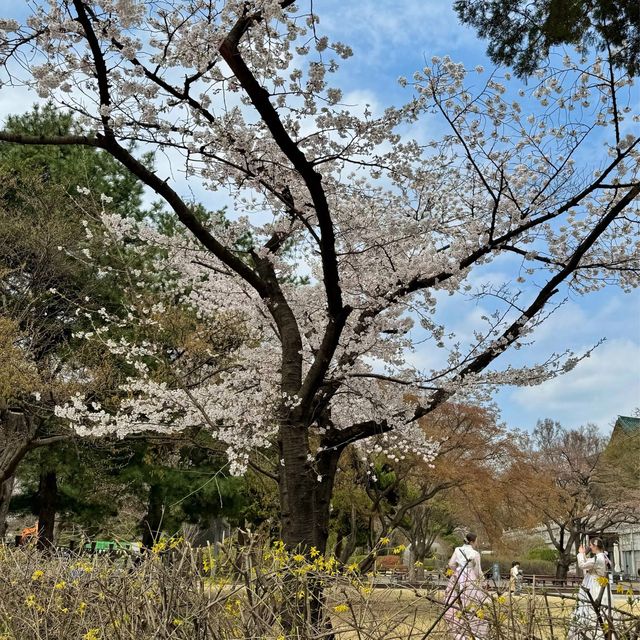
[1,0,638,434]
[317,0,640,433]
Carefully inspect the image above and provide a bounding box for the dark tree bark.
[556,553,572,582]
[1,407,69,488]
[276,435,342,636]
[0,409,35,485]
[141,483,166,549]
[36,469,58,550]
[0,476,15,538]
[336,505,360,565]
[277,424,344,553]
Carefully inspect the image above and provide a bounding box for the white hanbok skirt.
[568,574,611,640]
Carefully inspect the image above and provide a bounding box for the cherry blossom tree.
[0,0,638,551]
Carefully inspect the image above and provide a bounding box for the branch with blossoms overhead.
[0,0,638,547]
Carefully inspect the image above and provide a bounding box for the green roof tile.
[615,416,640,433]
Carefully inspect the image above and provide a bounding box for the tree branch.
[219,3,344,322]
[413,183,640,420]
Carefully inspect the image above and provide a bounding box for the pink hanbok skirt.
[443,569,488,640]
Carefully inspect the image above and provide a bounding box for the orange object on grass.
[20,522,39,544]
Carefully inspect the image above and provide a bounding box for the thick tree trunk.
[37,470,57,550]
[278,424,315,548]
[278,428,340,552]
[0,408,35,485]
[408,539,430,582]
[555,555,571,583]
[277,425,342,638]
[336,505,359,565]
[141,483,166,549]
[0,476,15,539]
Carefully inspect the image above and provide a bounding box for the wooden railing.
[520,574,583,587]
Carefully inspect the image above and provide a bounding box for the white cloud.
[0,85,39,123]
[322,0,479,69]
[504,338,640,432]
[340,89,382,117]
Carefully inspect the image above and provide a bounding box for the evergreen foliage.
[455,0,640,76]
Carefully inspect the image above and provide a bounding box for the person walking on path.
[509,561,522,594]
[444,532,488,640]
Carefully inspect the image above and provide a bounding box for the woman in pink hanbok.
[568,538,612,640]
[443,532,488,640]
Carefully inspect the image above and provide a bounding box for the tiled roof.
[615,416,640,433]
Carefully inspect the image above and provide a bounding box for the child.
[510,561,522,594]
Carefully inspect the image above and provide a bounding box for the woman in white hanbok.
[568,538,612,640]
[444,532,488,640]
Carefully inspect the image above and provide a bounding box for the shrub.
[527,547,560,563]
[489,554,558,576]
[0,539,637,639]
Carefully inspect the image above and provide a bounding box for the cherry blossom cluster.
[1,1,638,479]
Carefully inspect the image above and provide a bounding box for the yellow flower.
[224,598,241,617]
[25,594,37,608]
[31,569,44,581]
[172,618,184,626]
[72,561,93,574]
[77,601,87,614]
[294,564,310,576]
[392,544,406,554]
[169,536,184,549]
[309,546,320,558]
[151,540,166,554]
[334,603,349,613]
[292,554,305,563]
[616,583,624,594]
[414,561,424,568]
[475,609,485,619]
[54,580,66,590]
[446,568,454,577]
[379,537,390,545]
[596,576,609,588]
[83,630,100,640]
[497,595,506,604]
[346,562,359,573]
[271,540,287,560]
